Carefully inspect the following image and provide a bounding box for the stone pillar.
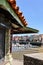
[5,29,13,65]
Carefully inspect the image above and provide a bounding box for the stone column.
[5,29,13,65]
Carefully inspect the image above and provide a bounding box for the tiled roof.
[7,0,27,26]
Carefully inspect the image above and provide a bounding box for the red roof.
[8,0,28,26]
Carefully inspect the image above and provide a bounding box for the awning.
[11,26,39,34]
[0,7,39,34]
[0,0,39,34]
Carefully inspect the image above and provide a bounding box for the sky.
[14,0,43,36]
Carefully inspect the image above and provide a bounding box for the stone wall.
[24,55,43,65]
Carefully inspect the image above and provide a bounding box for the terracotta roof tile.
[8,0,16,5]
[7,0,28,26]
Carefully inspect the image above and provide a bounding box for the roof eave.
[0,0,24,27]
[11,27,39,34]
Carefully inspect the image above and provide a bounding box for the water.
[12,44,38,52]
[12,45,28,52]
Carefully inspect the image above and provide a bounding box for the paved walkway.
[0,58,23,65]
[11,59,23,65]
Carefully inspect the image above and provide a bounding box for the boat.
[30,42,42,46]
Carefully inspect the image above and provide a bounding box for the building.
[29,34,43,43]
[0,0,38,65]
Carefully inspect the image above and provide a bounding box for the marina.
[12,43,39,52]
